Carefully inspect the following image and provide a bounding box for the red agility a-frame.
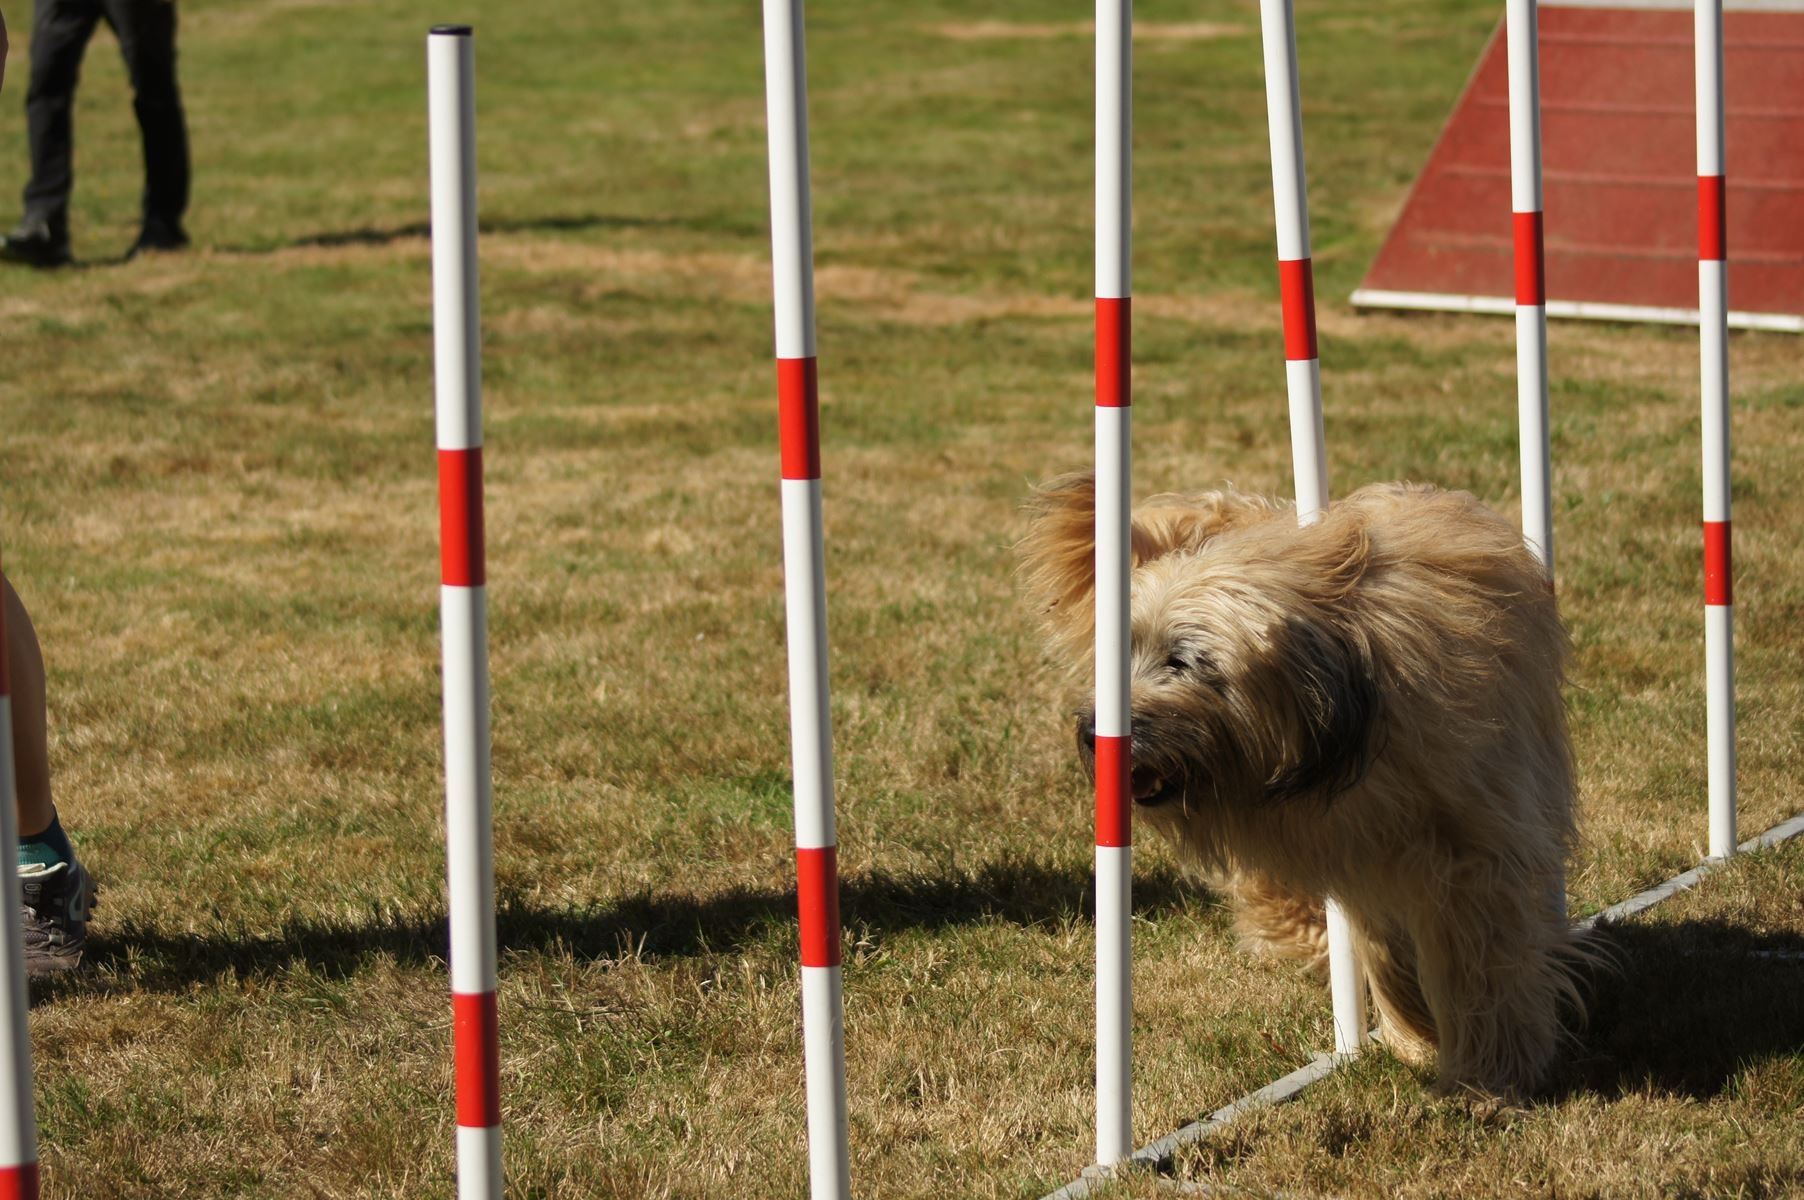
[1353,0,1804,332]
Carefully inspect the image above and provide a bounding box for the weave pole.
[1694,0,1737,858]
[1505,0,1553,573]
[1256,0,1367,1056]
[1093,0,1134,1166]
[758,3,852,1197]
[428,27,502,1200]
[0,559,40,1200]
[1505,0,1566,917]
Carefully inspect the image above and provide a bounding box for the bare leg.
[4,572,93,975]
[3,574,55,839]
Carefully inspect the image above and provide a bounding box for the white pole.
[1257,0,1367,1057]
[1094,0,1134,1166]
[0,557,41,1200]
[428,27,502,1200]
[1504,0,1566,919]
[1694,0,1736,858]
[759,3,852,1197]
[1506,0,1554,574]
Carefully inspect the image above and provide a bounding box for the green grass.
[1,0,1801,1195]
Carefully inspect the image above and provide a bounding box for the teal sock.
[18,812,74,871]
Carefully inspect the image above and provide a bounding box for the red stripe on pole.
[1704,520,1732,606]
[1095,298,1131,408]
[452,990,501,1128]
[1095,734,1131,848]
[796,846,842,968]
[777,357,822,481]
[0,1163,38,1200]
[1698,175,1727,263]
[1277,259,1318,362]
[437,448,485,588]
[1513,211,1546,306]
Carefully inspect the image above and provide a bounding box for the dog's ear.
[1132,489,1280,565]
[1264,620,1381,802]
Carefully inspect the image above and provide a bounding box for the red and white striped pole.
[1695,0,1736,859]
[1257,0,1367,1056]
[428,26,502,1200]
[1093,0,1134,1166]
[0,558,41,1200]
[759,4,852,1197]
[1506,0,1554,574]
[1505,0,1565,917]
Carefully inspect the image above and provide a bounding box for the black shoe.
[19,858,96,977]
[0,220,72,268]
[128,220,190,259]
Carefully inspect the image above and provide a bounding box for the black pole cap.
[429,24,473,36]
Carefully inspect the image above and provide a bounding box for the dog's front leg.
[1403,873,1562,1101]
[1349,917,1436,1068]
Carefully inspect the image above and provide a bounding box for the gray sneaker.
[20,859,96,976]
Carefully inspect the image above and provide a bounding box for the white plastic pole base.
[1514,305,1554,573]
[800,965,852,1200]
[455,1126,501,1200]
[1324,898,1367,1054]
[1285,359,1327,522]
[1095,844,1133,1164]
[1706,604,1737,858]
[0,701,38,1183]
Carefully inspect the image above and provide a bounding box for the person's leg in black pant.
[106,0,189,250]
[6,0,103,262]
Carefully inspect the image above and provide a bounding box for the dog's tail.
[1018,472,1103,665]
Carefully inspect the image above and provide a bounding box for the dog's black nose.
[1076,715,1096,752]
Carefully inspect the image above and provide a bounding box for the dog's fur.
[1020,472,1583,1100]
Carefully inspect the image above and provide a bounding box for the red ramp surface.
[1353,0,1804,332]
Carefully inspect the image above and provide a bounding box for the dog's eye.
[1165,648,1225,689]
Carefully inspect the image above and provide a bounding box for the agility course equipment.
[1256,0,1369,1058]
[428,26,503,1200]
[1505,0,1566,916]
[1040,809,1804,1198]
[1506,0,1556,573]
[1045,1,1760,1189]
[743,0,1758,1189]
[1353,0,1804,332]
[0,557,40,1200]
[1695,0,1737,858]
[1091,0,1135,1167]
[757,2,854,1197]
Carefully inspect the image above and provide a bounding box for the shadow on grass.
[1557,918,1804,1100]
[51,212,759,269]
[217,212,734,255]
[44,856,1208,1000]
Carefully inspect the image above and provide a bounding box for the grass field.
[2,0,1802,1195]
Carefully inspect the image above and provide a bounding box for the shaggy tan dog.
[1021,473,1583,1100]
